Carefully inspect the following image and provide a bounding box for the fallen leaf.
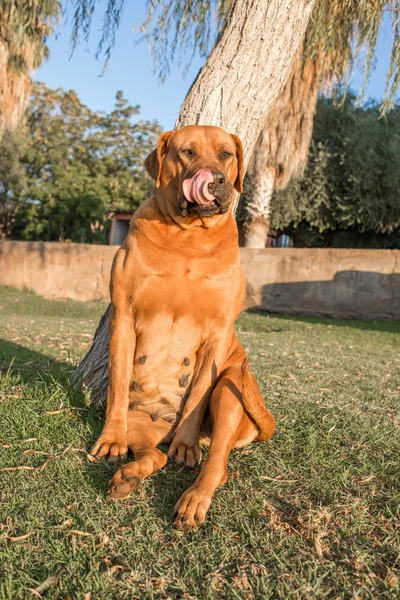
[1,466,36,472]
[286,373,298,381]
[387,571,398,589]
[359,474,375,484]
[28,575,58,597]
[260,475,299,483]
[314,534,324,560]
[54,518,73,529]
[108,565,125,575]
[71,530,92,537]
[9,532,33,542]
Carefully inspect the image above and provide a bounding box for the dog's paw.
[167,440,202,468]
[173,485,212,531]
[108,463,142,500]
[167,423,202,467]
[90,427,128,463]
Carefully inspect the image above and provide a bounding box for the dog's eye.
[220,151,233,160]
[182,148,194,158]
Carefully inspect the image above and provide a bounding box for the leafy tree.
[67,0,400,249]
[243,0,400,246]
[0,127,27,237]
[20,83,106,242]
[8,83,161,243]
[96,91,160,212]
[270,95,400,248]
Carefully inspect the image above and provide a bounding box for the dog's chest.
[113,241,243,423]
[128,310,202,424]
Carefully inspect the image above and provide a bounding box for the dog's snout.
[213,170,226,186]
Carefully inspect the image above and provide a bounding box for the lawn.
[0,286,399,599]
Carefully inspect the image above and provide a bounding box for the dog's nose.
[212,170,226,186]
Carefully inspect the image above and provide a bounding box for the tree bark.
[243,166,275,248]
[244,48,323,247]
[73,0,316,404]
[177,0,316,165]
[0,39,31,140]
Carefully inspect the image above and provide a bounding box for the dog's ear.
[231,134,245,193]
[144,131,173,186]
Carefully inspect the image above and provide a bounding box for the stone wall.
[1,241,399,319]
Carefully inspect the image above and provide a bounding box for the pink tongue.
[182,169,215,206]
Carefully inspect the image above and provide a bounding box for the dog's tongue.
[182,169,215,206]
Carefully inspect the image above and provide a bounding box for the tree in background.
[0,126,27,237]
[270,95,400,248]
[243,0,400,246]
[1,83,161,242]
[243,47,324,247]
[20,83,104,243]
[69,0,400,249]
[98,91,160,212]
[0,0,60,139]
[69,0,316,162]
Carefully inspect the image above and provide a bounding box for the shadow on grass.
[0,338,200,522]
[0,337,99,443]
[244,309,400,334]
[0,338,75,384]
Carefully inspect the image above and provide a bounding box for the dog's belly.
[128,313,202,424]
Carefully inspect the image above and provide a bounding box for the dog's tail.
[241,359,276,442]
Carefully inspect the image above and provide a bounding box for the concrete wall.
[241,248,400,320]
[0,241,116,302]
[0,241,399,319]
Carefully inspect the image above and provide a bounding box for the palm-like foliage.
[0,0,60,137]
[243,0,400,245]
[242,48,325,246]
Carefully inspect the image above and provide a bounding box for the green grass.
[1,286,399,599]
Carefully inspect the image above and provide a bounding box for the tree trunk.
[0,40,31,141]
[243,166,275,248]
[177,0,316,164]
[244,48,323,247]
[73,0,316,404]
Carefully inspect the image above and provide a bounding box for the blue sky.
[35,2,397,130]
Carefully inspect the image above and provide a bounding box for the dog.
[90,125,276,531]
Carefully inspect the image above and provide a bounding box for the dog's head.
[144,125,244,218]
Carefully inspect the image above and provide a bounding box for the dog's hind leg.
[173,363,271,531]
[108,411,174,500]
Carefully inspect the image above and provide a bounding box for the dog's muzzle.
[180,169,232,217]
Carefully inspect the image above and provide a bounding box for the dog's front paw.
[167,427,202,468]
[173,485,212,531]
[90,422,128,463]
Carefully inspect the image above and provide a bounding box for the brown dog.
[90,125,275,530]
